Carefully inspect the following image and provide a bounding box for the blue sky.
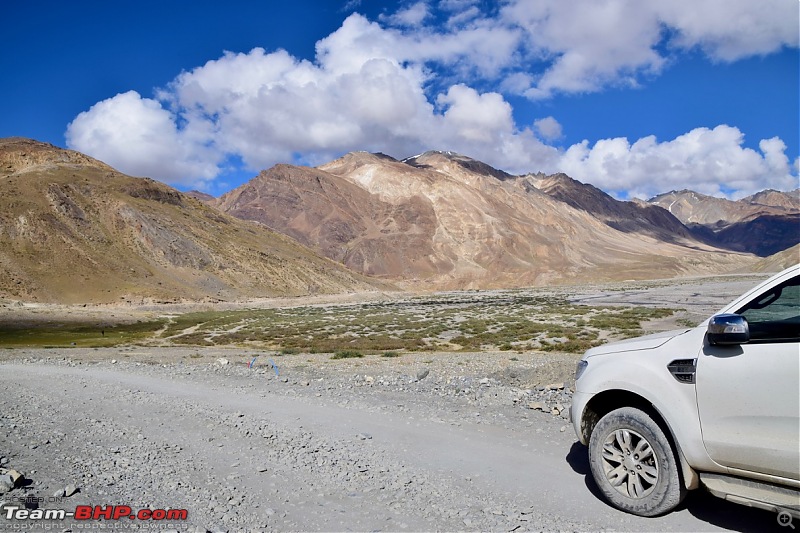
[2,0,798,200]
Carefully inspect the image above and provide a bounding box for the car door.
[695,274,800,480]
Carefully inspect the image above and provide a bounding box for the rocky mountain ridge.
[216,150,754,289]
[0,138,385,303]
[649,189,800,256]
[3,138,792,303]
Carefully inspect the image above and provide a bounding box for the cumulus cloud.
[656,0,799,61]
[534,116,563,141]
[559,126,799,199]
[66,13,553,182]
[65,91,221,187]
[498,0,798,99]
[65,1,798,197]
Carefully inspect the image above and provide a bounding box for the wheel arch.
[580,388,700,491]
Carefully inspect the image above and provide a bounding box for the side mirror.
[707,314,750,345]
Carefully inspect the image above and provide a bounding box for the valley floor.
[0,274,783,532]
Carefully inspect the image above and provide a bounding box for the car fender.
[576,330,722,473]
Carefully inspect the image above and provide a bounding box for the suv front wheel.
[588,407,686,516]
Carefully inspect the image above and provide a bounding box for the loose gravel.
[0,348,585,532]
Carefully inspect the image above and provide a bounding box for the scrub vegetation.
[0,290,675,353]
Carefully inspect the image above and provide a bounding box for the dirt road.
[0,346,782,532]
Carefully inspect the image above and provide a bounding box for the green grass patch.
[0,320,165,348]
[331,350,364,359]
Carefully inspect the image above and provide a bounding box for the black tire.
[588,406,686,517]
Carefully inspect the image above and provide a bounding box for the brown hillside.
[213,162,441,278]
[529,173,698,243]
[745,189,800,210]
[738,244,800,273]
[649,189,800,256]
[649,189,799,225]
[0,138,385,303]
[217,150,753,289]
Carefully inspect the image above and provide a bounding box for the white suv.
[571,264,799,517]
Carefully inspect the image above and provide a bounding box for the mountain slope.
[649,189,800,256]
[217,150,752,288]
[213,162,440,278]
[745,189,800,210]
[0,138,385,303]
[528,173,698,243]
[740,244,800,273]
[649,189,799,225]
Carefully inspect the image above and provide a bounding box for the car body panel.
[571,326,724,472]
[572,264,800,500]
[696,267,800,481]
[582,328,690,358]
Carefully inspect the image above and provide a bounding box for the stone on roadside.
[216,358,229,366]
[416,369,430,381]
[545,382,565,390]
[527,402,544,411]
[64,484,79,497]
[0,469,23,485]
[0,475,14,494]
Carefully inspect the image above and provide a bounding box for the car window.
[736,275,800,342]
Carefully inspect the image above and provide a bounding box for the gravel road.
[0,347,781,532]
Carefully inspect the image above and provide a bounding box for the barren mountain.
[528,173,698,243]
[217,150,752,289]
[739,244,800,273]
[744,189,800,210]
[649,189,799,225]
[649,189,800,256]
[184,190,216,203]
[0,138,384,303]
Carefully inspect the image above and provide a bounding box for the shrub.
[331,350,363,359]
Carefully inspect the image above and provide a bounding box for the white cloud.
[502,0,665,98]
[315,14,401,75]
[498,0,798,98]
[534,116,562,141]
[444,6,480,28]
[437,84,513,143]
[381,1,430,27]
[65,91,220,187]
[65,12,553,182]
[65,2,798,198]
[559,126,799,199]
[656,0,799,61]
